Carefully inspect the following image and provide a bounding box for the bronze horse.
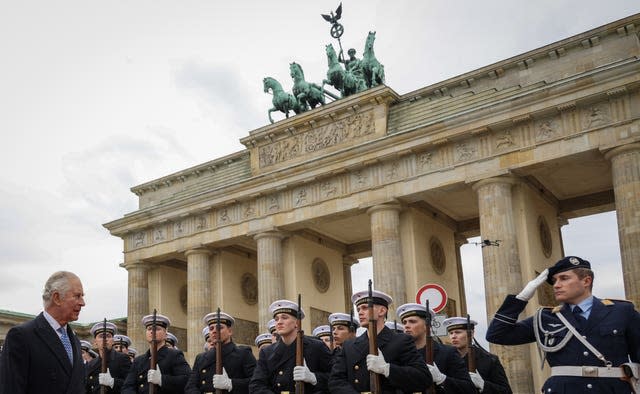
[361,31,385,88]
[263,76,306,124]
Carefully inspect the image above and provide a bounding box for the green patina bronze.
[262,3,386,123]
[263,77,306,124]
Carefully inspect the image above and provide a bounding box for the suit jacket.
[418,341,475,394]
[486,295,640,393]
[328,326,429,393]
[85,348,132,393]
[249,335,332,393]
[121,346,191,394]
[184,341,256,393]
[0,312,85,394]
[463,346,512,394]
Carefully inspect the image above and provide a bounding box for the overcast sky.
[1,2,637,342]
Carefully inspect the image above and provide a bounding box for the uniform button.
[202,380,206,385]
[583,351,589,356]
[547,389,551,392]
[277,383,281,387]
[354,365,359,370]
[140,384,144,388]
[202,369,206,373]
[354,379,359,384]
[587,383,593,389]
[613,329,618,334]
[279,370,284,375]
[139,374,143,379]
[89,376,93,380]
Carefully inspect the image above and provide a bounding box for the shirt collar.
[43,310,66,332]
[572,295,594,313]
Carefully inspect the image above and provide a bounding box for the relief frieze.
[258,111,374,168]
[582,104,610,129]
[495,130,516,150]
[535,117,559,142]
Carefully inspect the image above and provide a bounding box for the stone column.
[255,231,286,333]
[185,248,212,364]
[605,143,640,306]
[367,203,406,315]
[342,256,357,311]
[473,176,533,393]
[454,235,468,316]
[121,260,151,352]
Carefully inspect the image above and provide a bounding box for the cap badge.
[569,257,579,265]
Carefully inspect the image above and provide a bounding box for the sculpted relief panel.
[258,111,375,168]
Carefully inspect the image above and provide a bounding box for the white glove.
[98,368,115,388]
[427,363,446,385]
[212,367,233,391]
[516,268,549,301]
[469,371,485,391]
[147,365,162,386]
[366,349,390,378]
[293,361,317,385]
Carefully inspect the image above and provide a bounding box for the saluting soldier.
[442,317,511,394]
[328,312,357,350]
[328,290,429,393]
[121,314,190,394]
[255,333,273,351]
[185,311,256,394]
[250,299,332,393]
[396,303,474,393]
[486,256,640,393]
[313,325,333,350]
[85,321,131,393]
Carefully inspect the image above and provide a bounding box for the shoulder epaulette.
[551,305,562,313]
[601,298,633,305]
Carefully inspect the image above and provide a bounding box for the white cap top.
[269,299,305,319]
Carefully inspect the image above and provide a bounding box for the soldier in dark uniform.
[443,316,511,394]
[80,340,97,364]
[396,303,475,393]
[267,318,280,344]
[486,256,640,393]
[328,312,357,350]
[164,332,178,350]
[113,335,132,356]
[313,325,333,350]
[121,314,191,394]
[250,299,332,393]
[185,311,256,394]
[255,333,273,351]
[85,321,131,393]
[127,348,137,363]
[328,290,429,393]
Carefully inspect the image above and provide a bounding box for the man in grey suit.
[0,271,86,394]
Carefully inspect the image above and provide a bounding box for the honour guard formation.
[1,258,638,393]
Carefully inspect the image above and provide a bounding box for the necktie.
[572,306,586,330]
[58,327,74,364]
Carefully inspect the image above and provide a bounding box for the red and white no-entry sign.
[415,283,448,313]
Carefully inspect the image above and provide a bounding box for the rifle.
[425,300,434,394]
[216,308,224,394]
[367,280,381,394]
[100,318,107,394]
[295,294,305,394]
[466,314,476,372]
[149,309,158,394]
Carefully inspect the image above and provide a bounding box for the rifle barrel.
[295,294,305,394]
[149,309,158,394]
[367,280,381,394]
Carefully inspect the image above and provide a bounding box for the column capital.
[366,202,402,216]
[120,260,153,271]
[342,255,358,266]
[454,234,468,248]
[471,175,519,192]
[253,230,287,241]
[603,142,640,161]
[185,247,212,258]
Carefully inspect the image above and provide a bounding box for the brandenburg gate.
[104,14,640,392]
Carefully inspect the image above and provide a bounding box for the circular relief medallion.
[538,216,552,258]
[179,285,188,314]
[241,273,258,305]
[430,236,446,275]
[312,258,330,293]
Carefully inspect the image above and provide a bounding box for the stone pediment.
[240,85,399,174]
